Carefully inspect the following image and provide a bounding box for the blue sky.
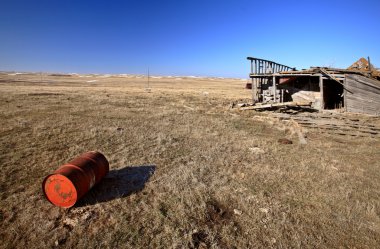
[0,0,379,78]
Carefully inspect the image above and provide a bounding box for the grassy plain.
[0,73,379,248]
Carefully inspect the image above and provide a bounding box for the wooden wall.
[345,74,380,116]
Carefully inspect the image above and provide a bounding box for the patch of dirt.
[205,200,233,225]
[278,138,293,144]
[191,231,208,249]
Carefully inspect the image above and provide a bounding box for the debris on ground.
[239,101,312,111]
[278,138,293,144]
[259,208,269,214]
[271,112,380,138]
[249,147,265,154]
[233,209,242,216]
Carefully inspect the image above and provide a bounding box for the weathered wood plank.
[345,80,380,94]
[345,87,380,99]
[344,74,380,116]
[240,101,311,110]
[346,74,380,89]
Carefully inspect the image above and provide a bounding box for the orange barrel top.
[42,151,109,208]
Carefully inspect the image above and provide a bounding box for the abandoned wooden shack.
[247,57,380,116]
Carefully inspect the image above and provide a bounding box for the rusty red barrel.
[42,151,109,208]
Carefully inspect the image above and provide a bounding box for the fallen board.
[270,112,380,138]
[240,101,312,110]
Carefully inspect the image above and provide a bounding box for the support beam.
[319,68,344,86]
[252,78,258,103]
[343,77,347,112]
[273,75,277,103]
[319,76,324,109]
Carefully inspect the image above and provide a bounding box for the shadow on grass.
[76,165,156,207]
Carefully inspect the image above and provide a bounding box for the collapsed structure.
[247,57,380,116]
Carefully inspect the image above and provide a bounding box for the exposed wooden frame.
[319,76,324,109]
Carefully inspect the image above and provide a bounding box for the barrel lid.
[43,174,78,208]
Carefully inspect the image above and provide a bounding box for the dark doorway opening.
[323,80,344,109]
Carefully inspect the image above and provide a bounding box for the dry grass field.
[0,72,379,248]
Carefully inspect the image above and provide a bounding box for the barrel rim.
[42,173,78,208]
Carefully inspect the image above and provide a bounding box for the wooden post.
[368,56,372,78]
[264,61,267,74]
[281,89,284,103]
[252,78,258,103]
[273,75,277,103]
[343,76,347,112]
[319,75,324,109]
[367,56,371,71]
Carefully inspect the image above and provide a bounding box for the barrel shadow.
[76,165,156,206]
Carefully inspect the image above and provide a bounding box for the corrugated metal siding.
[345,74,380,116]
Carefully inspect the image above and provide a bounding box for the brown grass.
[0,73,379,248]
